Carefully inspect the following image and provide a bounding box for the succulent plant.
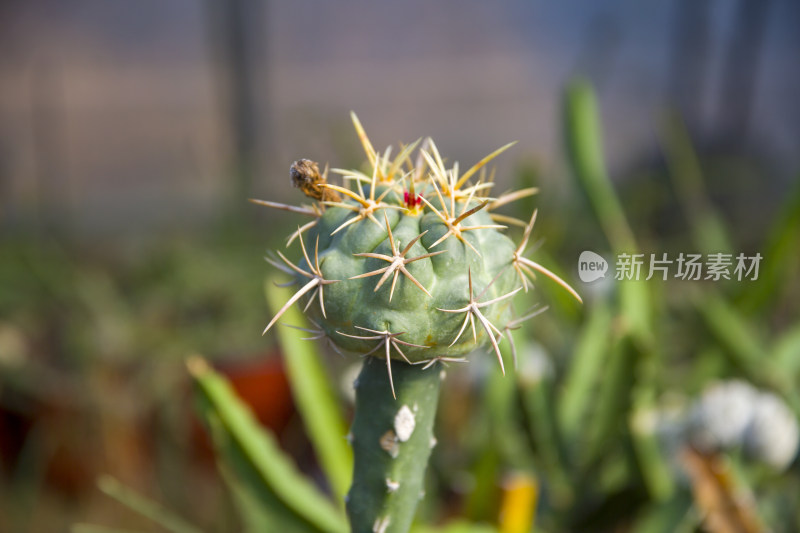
[253,113,580,533]
[255,113,580,392]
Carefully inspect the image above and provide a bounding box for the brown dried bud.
[290,159,340,202]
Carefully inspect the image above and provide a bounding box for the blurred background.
[1,1,799,532]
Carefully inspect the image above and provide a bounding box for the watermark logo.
[578,251,762,282]
[578,250,608,282]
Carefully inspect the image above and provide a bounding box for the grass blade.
[206,413,324,533]
[659,112,733,253]
[629,397,675,502]
[412,521,499,533]
[630,492,695,533]
[265,279,353,505]
[772,323,800,375]
[581,335,638,471]
[695,292,800,414]
[741,175,800,312]
[189,357,348,533]
[96,475,203,533]
[563,78,636,253]
[558,300,613,445]
[72,526,150,533]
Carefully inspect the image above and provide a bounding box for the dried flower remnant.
[291,158,340,202]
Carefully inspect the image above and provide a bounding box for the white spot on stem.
[394,405,416,442]
[373,516,391,533]
[385,478,400,493]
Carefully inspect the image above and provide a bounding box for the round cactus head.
[254,113,581,396]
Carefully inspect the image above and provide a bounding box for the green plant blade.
[619,277,655,352]
[265,279,353,505]
[189,357,348,533]
[485,354,536,472]
[630,491,695,533]
[629,398,675,502]
[205,412,323,533]
[95,475,203,533]
[741,175,800,312]
[772,323,800,376]
[412,521,498,533]
[464,338,537,523]
[563,78,636,253]
[216,458,276,533]
[659,112,733,254]
[558,300,613,445]
[513,332,572,508]
[694,292,800,413]
[581,335,638,471]
[71,526,150,533]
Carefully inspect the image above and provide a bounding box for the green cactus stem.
[347,357,442,533]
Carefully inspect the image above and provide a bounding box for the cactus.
[253,113,580,533]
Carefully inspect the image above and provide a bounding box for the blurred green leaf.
[630,491,695,533]
[206,413,317,533]
[512,331,572,507]
[695,292,800,413]
[485,358,535,471]
[772,323,800,375]
[72,526,149,533]
[660,112,733,254]
[412,521,498,533]
[519,376,573,507]
[620,280,655,352]
[741,175,800,312]
[265,279,353,505]
[189,357,348,533]
[558,300,613,445]
[463,443,502,524]
[628,399,675,502]
[581,335,638,471]
[563,78,636,253]
[218,468,275,533]
[96,475,203,533]
[464,359,532,523]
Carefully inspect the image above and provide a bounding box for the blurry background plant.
[1,1,800,532]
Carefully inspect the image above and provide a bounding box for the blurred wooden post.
[669,0,711,136]
[205,0,268,219]
[716,0,771,148]
[31,60,69,235]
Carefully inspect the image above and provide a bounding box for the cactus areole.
[255,112,581,398]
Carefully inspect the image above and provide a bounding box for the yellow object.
[498,472,539,533]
